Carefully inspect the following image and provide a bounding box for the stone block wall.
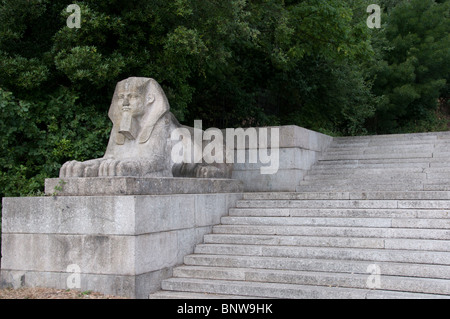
[1,178,242,298]
[231,125,333,191]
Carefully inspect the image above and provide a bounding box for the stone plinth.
[231,125,332,191]
[44,176,242,196]
[1,178,243,298]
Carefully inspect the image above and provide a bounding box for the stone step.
[194,244,450,265]
[212,225,450,240]
[203,234,450,251]
[424,184,450,191]
[310,166,450,174]
[296,183,442,192]
[243,192,353,200]
[242,191,450,201]
[332,133,439,141]
[328,142,450,153]
[298,179,450,187]
[332,131,450,142]
[323,150,432,158]
[307,163,428,174]
[321,152,450,159]
[319,153,433,161]
[420,152,450,158]
[329,141,429,148]
[220,216,450,229]
[331,137,450,144]
[300,176,437,182]
[303,172,427,181]
[310,166,427,173]
[328,142,432,149]
[161,278,449,299]
[430,162,450,168]
[424,167,450,173]
[236,199,397,209]
[308,168,450,175]
[148,291,256,299]
[229,208,450,218]
[325,146,435,155]
[172,266,450,295]
[335,136,446,142]
[316,157,450,166]
[183,254,450,279]
[425,173,450,180]
[303,175,450,183]
[236,199,450,211]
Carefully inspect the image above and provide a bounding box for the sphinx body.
[60,77,232,179]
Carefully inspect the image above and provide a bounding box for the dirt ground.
[0,287,129,299]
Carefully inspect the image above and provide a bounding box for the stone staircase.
[150,132,450,299]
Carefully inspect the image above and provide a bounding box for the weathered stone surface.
[278,126,332,151]
[2,196,136,235]
[232,169,307,192]
[45,176,242,196]
[1,189,242,298]
[1,233,136,275]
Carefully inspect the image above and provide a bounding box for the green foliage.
[186,0,375,129]
[370,0,450,133]
[0,87,110,198]
[54,46,126,86]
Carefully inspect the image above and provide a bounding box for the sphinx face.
[117,91,145,118]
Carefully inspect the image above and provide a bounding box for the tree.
[369,0,450,133]
[187,0,375,134]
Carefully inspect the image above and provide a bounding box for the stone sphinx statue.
[60,77,233,179]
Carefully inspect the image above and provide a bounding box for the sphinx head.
[109,77,170,144]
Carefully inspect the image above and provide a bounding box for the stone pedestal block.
[1,178,242,298]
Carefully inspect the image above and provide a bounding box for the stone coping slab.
[45,177,243,196]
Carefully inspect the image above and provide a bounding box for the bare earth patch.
[0,287,129,299]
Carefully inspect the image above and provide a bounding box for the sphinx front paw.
[60,159,101,178]
[98,159,141,177]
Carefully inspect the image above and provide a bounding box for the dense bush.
[369,0,450,133]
